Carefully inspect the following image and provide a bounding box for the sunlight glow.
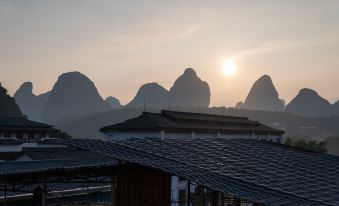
[223,58,237,76]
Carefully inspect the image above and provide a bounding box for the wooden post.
[42,182,47,206]
[186,181,191,206]
[3,184,7,206]
[111,175,116,206]
[211,191,219,206]
[202,187,206,206]
[220,193,225,206]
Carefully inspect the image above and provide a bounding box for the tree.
[284,137,327,153]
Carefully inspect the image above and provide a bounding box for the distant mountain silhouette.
[14,82,50,121]
[169,68,210,107]
[334,101,339,116]
[0,83,23,117]
[126,83,169,109]
[43,72,111,123]
[105,96,121,109]
[286,88,332,117]
[57,106,339,139]
[236,75,285,112]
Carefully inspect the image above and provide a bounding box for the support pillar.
[220,193,225,206]
[42,182,47,206]
[3,184,7,206]
[111,175,116,206]
[211,191,219,206]
[186,180,191,206]
[171,176,179,206]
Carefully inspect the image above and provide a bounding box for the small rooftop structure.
[100,110,284,141]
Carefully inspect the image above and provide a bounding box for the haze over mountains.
[0,67,336,140]
[9,68,339,124]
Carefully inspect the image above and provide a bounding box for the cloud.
[234,35,339,59]
[73,23,202,61]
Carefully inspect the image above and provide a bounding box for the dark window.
[16,132,23,139]
[4,132,11,138]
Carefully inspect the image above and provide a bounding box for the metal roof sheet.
[63,138,339,206]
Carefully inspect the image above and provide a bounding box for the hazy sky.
[1,0,338,106]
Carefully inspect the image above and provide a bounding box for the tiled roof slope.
[0,117,52,128]
[64,138,339,206]
[0,148,116,179]
[100,110,284,135]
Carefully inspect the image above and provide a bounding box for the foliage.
[284,137,327,153]
[54,129,72,139]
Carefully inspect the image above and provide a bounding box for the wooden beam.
[111,175,116,206]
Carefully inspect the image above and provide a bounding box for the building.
[0,138,338,206]
[0,143,113,205]
[0,117,59,155]
[0,111,337,206]
[0,117,53,142]
[100,110,284,142]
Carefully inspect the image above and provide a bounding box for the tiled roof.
[23,147,112,162]
[100,110,284,135]
[0,117,53,128]
[0,148,117,180]
[0,147,114,198]
[63,138,339,206]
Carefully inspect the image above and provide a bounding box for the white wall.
[104,130,282,142]
[104,131,164,141]
[0,145,22,152]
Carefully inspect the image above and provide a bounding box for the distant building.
[0,116,53,141]
[0,117,57,153]
[100,110,284,142]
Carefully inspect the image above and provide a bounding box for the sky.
[1,0,338,107]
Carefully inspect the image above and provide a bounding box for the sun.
[222,58,237,76]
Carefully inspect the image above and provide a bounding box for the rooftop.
[0,116,53,129]
[100,110,284,135]
[63,138,339,206]
[0,138,338,205]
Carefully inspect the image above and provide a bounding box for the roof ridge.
[161,110,250,120]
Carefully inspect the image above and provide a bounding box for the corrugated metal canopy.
[63,138,339,206]
[0,138,338,205]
